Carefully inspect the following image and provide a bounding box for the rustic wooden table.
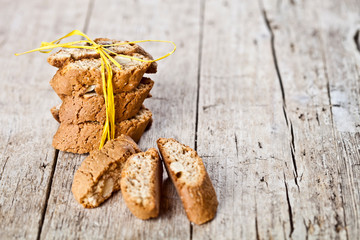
[1,0,359,239]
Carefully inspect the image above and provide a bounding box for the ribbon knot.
[16,30,176,149]
[93,44,103,50]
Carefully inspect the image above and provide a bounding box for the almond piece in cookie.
[121,148,162,219]
[157,138,218,225]
[72,135,141,208]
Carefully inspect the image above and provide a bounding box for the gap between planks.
[36,0,94,238]
[36,150,59,240]
[192,0,206,238]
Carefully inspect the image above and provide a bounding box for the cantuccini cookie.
[157,138,218,225]
[121,148,162,219]
[48,38,157,72]
[54,78,153,124]
[53,108,152,154]
[72,135,141,208]
[50,52,155,99]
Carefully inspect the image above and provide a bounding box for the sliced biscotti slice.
[157,138,218,225]
[72,135,141,208]
[57,78,153,124]
[50,52,154,99]
[53,108,152,154]
[121,148,162,219]
[48,38,157,73]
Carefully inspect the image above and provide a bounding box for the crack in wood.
[320,45,335,129]
[282,105,289,126]
[190,223,193,240]
[261,3,300,191]
[260,176,269,188]
[315,112,320,126]
[255,216,260,240]
[290,121,295,152]
[255,196,260,240]
[0,130,12,181]
[284,174,295,237]
[0,156,9,182]
[202,103,220,111]
[334,211,344,233]
[290,122,300,190]
[354,29,360,53]
[303,218,310,240]
[194,0,205,152]
[192,0,205,239]
[326,80,335,126]
[234,133,239,158]
[261,9,286,106]
[36,149,59,240]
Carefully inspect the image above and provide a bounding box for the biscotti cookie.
[157,138,218,225]
[48,38,157,73]
[121,148,162,220]
[72,135,141,208]
[56,78,153,124]
[53,108,152,154]
[50,52,155,99]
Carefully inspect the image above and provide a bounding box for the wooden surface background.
[0,0,359,239]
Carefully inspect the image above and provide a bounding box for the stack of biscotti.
[48,38,156,153]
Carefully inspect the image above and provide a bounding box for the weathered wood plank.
[39,0,201,239]
[194,0,360,239]
[193,0,293,239]
[319,1,360,238]
[0,0,90,239]
[1,0,359,239]
[261,0,360,239]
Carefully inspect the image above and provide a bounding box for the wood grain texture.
[261,0,360,239]
[39,0,201,239]
[193,0,293,239]
[0,0,359,239]
[194,0,360,239]
[0,0,90,239]
[318,1,360,238]
[260,1,345,238]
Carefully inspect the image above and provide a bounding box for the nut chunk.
[72,135,141,208]
[157,138,218,225]
[121,148,162,219]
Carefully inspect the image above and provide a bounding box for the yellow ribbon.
[16,30,176,149]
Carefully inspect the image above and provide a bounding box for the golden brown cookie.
[157,138,218,225]
[72,135,141,208]
[53,108,152,154]
[50,53,155,99]
[48,38,157,73]
[55,78,153,124]
[121,148,162,219]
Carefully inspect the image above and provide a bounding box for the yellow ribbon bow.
[16,30,176,149]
